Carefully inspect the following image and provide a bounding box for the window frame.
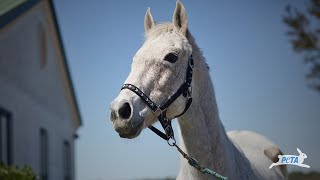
[40,128,49,180]
[63,140,71,180]
[0,107,13,165]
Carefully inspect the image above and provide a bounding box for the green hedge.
[0,163,37,180]
[289,171,320,180]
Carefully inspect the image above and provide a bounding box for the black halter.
[120,56,228,180]
[121,55,194,142]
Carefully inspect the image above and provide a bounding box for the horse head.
[110,1,192,139]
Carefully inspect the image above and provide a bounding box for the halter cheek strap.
[121,55,194,141]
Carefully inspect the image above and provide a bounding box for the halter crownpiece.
[120,55,227,180]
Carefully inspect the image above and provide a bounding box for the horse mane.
[145,23,209,70]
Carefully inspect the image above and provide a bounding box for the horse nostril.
[118,102,132,120]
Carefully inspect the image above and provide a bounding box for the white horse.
[110,1,287,179]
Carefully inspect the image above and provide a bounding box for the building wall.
[0,1,76,179]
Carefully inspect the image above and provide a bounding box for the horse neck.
[176,35,245,178]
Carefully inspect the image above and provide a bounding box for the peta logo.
[269,148,310,169]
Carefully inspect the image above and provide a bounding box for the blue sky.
[53,1,320,179]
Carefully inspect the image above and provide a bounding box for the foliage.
[283,0,320,92]
[138,171,320,180]
[289,171,320,180]
[0,163,37,180]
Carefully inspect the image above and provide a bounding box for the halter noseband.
[121,55,194,142]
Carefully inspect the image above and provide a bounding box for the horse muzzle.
[110,98,144,139]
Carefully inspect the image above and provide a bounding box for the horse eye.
[164,53,178,63]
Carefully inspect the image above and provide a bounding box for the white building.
[0,1,82,180]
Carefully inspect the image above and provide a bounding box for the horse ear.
[144,7,155,32]
[172,1,188,36]
[297,148,302,154]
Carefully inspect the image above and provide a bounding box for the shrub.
[0,163,37,180]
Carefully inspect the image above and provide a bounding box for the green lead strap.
[173,143,227,180]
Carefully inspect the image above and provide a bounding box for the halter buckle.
[188,86,192,96]
[154,106,166,116]
[189,56,194,69]
[164,124,173,137]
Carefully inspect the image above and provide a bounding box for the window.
[40,128,48,180]
[38,22,47,68]
[0,107,13,165]
[63,140,71,180]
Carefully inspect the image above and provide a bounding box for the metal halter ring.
[154,106,166,116]
[188,86,192,96]
[189,56,194,69]
[167,137,176,146]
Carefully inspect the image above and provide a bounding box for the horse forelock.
[144,22,210,70]
[144,23,177,40]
